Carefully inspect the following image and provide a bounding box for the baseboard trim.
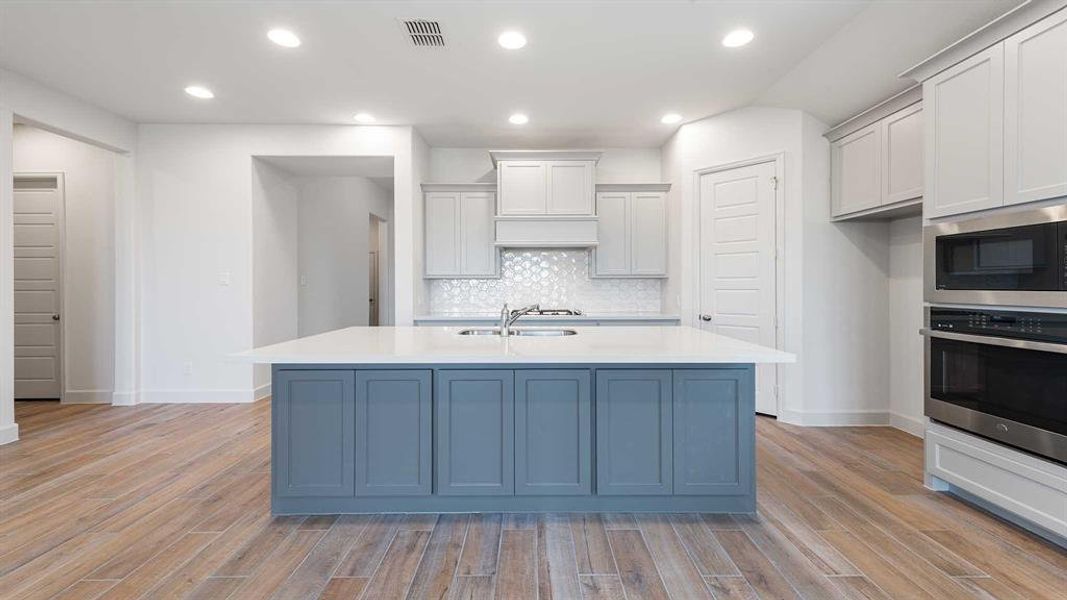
[139,389,258,404]
[0,422,20,445]
[254,383,271,402]
[111,390,138,406]
[62,389,114,404]
[891,412,925,438]
[779,409,891,427]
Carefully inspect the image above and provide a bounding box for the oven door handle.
[921,328,1067,355]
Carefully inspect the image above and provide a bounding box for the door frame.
[13,172,66,402]
[691,153,784,416]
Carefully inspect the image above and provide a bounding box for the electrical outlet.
[183,361,193,376]
[299,274,307,287]
[219,271,231,286]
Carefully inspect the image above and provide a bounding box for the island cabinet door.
[435,370,515,495]
[354,370,432,496]
[273,369,355,498]
[672,368,755,496]
[515,370,592,495]
[595,370,673,495]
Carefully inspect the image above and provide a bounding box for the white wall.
[136,124,417,403]
[13,125,117,404]
[297,176,390,336]
[428,147,662,184]
[889,216,924,436]
[251,160,298,396]
[661,106,891,426]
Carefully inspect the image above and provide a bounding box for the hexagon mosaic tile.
[428,250,662,314]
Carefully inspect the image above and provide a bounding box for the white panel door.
[594,192,630,276]
[13,179,63,399]
[831,123,881,216]
[498,162,547,215]
[546,161,594,215]
[924,45,1005,218]
[630,192,667,276]
[424,192,460,276]
[1004,9,1067,206]
[459,192,497,276]
[882,103,924,204]
[698,162,778,416]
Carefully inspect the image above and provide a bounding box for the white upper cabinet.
[424,186,498,278]
[829,97,923,220]
[593,185,668,278]
[1004,9,1067,207]
[924,45,1005,218]
[497,162,547,215]
[832,123,882,216]
[547,161,595,214]
[883,103,924,204]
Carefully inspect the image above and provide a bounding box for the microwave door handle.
[921,329,1067,355]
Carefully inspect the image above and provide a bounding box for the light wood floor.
[1,402,1064,599]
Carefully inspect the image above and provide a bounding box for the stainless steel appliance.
[924,204,1067,308]
[923,306,1067,464]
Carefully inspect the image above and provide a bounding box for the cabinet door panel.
[673,369,754,496]
[274,370,355,498]
[630,192,668,276]
[436,370,515,495]
[355,370,431,496]
[460,192,498,276]
[924,45,1004,218]
[499,162,547,215]
[425,192,460,276]
[515,370,591,495]
[547,161,594,215]
[882,104,924,204]
[595,370,672,495]
[594,192,630,276]
[831,123,882,216]
[1005,10,1067,206]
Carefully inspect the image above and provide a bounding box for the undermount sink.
[457,328,577,337]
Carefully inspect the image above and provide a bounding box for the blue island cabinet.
[270,364,755,514]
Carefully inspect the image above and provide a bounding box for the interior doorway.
[12,175,64,400]
[368,214,385,326]
[696,157,782,416]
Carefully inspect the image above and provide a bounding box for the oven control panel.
[930,308,1067,344]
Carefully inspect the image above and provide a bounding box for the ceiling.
[0,1,1022,147]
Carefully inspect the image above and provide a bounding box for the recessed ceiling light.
[353,112,376,124]
[267,28,301,48]
[660,113,683,125]
[184,85,214,99]
[498,31,527,50]
[722,28,754,48]
[508,113,529,125]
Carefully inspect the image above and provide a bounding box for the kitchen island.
[237,326,794,515]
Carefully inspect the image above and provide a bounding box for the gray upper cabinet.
[514,370,592,496]
[1004,9,1067,207]
[424,186,498,278]
[273,369,355,498]
[593,184,669,278]
[354,370,432,496]
[596,369,673,495]
[435,370,515,496]
[830,101,923,220]
[673,369,754,496]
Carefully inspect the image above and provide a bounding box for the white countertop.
[234,326,795,365]
[413,313,680,322]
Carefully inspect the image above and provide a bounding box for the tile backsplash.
[429,249,662,314]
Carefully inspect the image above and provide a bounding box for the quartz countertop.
[234,326,795,365]
[413,313,680,322]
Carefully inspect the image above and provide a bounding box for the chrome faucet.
[499,303,540,337]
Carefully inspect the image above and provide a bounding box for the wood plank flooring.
[1,400,1064,599]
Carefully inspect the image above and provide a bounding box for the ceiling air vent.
[402,19,445,48]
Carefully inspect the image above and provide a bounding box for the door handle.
[699,314,712,322]
[52,314,60,321]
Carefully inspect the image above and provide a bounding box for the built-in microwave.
[924,205,1067,308]
[924,307,1067,465]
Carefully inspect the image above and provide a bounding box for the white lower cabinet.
[593,185,669,278]
[926,422,1067,540]
[424,185,498,278]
